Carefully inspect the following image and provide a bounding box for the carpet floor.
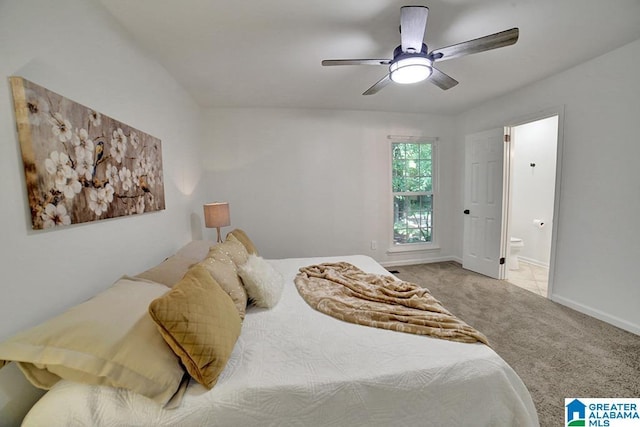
[388,261,640,427]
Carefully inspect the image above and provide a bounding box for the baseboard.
[518,256,549,268]
[551,294,640,336]
[380,256,461,268]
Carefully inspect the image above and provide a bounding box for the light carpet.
[388,261,640,427]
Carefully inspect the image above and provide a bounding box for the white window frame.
[387,136,439,253]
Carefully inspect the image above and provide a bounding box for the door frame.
[503,106,565,297]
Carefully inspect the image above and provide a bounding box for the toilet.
[508,237,524,270]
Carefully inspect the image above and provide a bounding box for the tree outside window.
[392,141,434,244]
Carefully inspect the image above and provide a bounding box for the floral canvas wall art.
[10,77,165,230]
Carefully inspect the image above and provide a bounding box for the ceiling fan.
[322,6,519,95]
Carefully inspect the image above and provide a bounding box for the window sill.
[387,244,440,254]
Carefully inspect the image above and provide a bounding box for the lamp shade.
[203,202,230,228]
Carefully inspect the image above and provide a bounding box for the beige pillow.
[148,265,242,389]
[198,250,248,320]
[0,277,184,407]
[135,255,196,287]
[214,235,250,267]
[226,229,259,255]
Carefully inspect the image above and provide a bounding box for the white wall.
[202,107,456,266]
[510,116,558,266]
[0,0,205,422]
[454,38,640,334]
[0,1,637,422]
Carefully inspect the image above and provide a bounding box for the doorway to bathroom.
[505,115,560,298]
[462,107,564,297]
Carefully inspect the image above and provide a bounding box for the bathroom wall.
[510,116,558,266]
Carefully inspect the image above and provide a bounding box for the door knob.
[463,209,470,214]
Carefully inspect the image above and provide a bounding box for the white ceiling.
[99,0,640,115]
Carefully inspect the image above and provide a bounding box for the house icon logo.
[566,399,587,426]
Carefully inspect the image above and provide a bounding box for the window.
[391,140,435,246]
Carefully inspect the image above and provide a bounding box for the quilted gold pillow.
[198,250,248,320]
[148,265,241,389]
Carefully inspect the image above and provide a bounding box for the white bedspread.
[22,255,539,426]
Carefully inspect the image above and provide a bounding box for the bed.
[3,236,539,426]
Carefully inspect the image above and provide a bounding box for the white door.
[462,128,508,279]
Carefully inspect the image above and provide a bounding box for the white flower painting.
[10,77,166,230]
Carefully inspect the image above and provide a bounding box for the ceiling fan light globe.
[389,57,432,84]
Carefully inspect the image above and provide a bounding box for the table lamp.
[203,202,230,243]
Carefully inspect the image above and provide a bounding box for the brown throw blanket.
[295,262,489,345]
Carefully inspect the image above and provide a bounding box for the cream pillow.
[198,250,248,319]
[174,240,216,263]
[135,255,196,287]
[135,241,215,287]
[0,277,184,407]
[148,265,242,389]
[238,255,285,308]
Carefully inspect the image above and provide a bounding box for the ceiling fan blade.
[363,74,392,95]
[400,6,429,53]
[428,67,459,90]
[322,59,391,66]
[430,28,519,62]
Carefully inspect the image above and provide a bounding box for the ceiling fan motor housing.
[394,43,429,57]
